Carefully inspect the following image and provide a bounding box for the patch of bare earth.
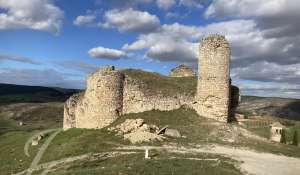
[108,119,164,144]
[117,144,300,175]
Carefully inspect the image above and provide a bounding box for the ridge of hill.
[0,83,80,105]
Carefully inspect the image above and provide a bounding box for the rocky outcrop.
[169,64,195,77]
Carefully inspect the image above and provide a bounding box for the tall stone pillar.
[196,35,231,122]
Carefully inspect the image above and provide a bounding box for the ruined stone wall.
[64,37,238,130]
[63,72,193,130]
[195,35,231,122]
[63,92,83,130]
[122,76,192,114]
[64,66,125,130]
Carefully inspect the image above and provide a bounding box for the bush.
[280,129,287,144]
[292,131,298,146]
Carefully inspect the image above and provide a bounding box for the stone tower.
[70,66,125,129]
[196,35,231,122]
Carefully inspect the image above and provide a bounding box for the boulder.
[164,128,181,138]
[31,140,38,146]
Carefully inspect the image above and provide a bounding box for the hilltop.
[0,69,300,175]
[0,83,79,105]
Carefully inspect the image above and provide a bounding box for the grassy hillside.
[2,107,299,174]
[237,95,300,120]
[0,83,79,105]
[122,69,197,96]
[0,103,63,134]
[0,69,300,174]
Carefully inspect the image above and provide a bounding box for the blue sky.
[1,0,300,99]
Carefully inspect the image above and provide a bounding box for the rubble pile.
[108,119,164,144]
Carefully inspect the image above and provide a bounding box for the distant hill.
[0,83,80,105]
[237,96,300,121]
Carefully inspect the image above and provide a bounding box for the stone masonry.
[64,66,192,130]
[169,64,196,77]
[122,76,192,114]
[64,35,239,130]
[63,66,125,130]
[195,35,231,122]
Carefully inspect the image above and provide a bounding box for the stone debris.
[108,119,159,134]
[164,129,181,138]
[31,140,38,146]
[124,131,164,144]
[157,125,168,135]
[108,119,164,144]
[31,133,45,146]
[156,126,181,138]
[37,134,45,141]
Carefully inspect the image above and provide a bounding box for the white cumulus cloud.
[156,0,176,10]
[73,15,96,26]
[0,0,64,33]
[179,0,204,8]
[100,8,160,33]
[205,0,300,38]
[88,46,126,60]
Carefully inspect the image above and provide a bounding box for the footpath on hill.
[117,144,300,175]
[16,143,300,175]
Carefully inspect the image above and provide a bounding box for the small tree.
[292,130,298,146]
[280,129,287,144]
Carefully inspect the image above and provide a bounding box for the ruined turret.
[63,66,125,130]
[195,35,231,122]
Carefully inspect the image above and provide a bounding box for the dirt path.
[14,152,137,175]
[25,129,62,175]
[16,142,300,175]
[117,145,300,175]
[24,129,58,157]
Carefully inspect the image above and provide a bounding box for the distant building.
[169,64,196,77]
[270,122,285,142]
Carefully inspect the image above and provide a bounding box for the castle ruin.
[195,35,231,122]
[63,35,239,130]
[64,66,124,129]
[63,67,191,130]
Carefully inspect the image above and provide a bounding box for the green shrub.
[280,129,287,144]
[292,130,298,146]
